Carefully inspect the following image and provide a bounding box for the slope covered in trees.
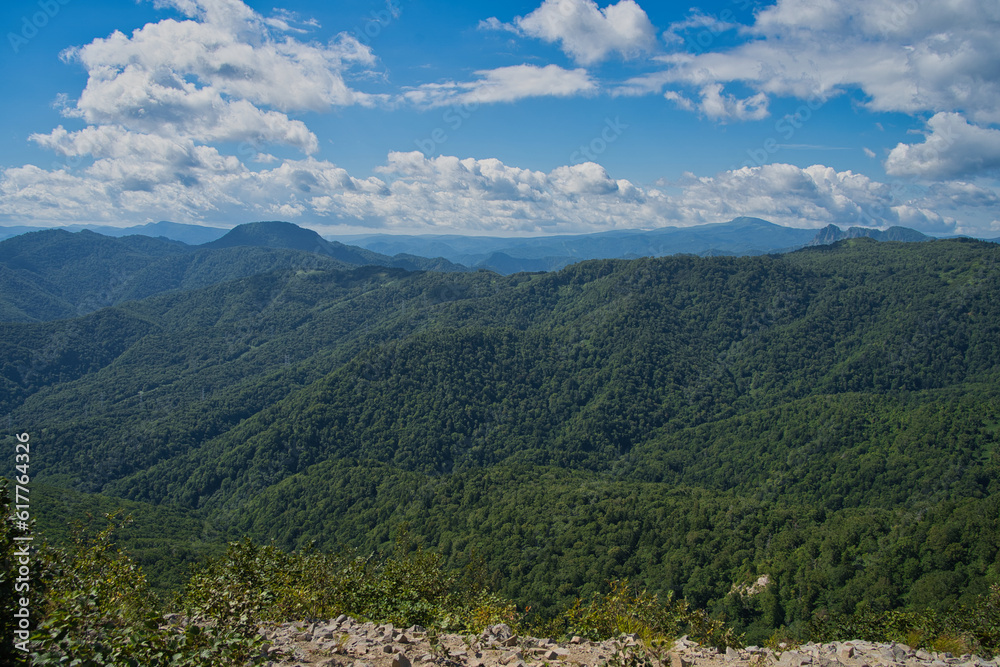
[0,222,465,322]
[2,237,999,642]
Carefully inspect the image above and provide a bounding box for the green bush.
[561,579,743,651]
[179,533,518,634]
[808,587,1000,656]
[29,512,263,667]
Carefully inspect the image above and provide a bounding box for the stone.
[727,647,740,662]
[570,636,583,645]
[384,645,395,654]
[778,651,809,667]
[392,652,412,667]
[669,652,691,667]
[502,650,525,664]
[839,646,856,661]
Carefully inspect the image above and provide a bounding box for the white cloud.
[696,84,769,122]
[662,84,768,123]
[57,0,377,156]
[7,142,980,235]
[645,0,1000,124]
[927,181,1000,209]
[0,0,393,225]
[666,163,952,232]
[549,162,620,195]
[662,11,737,46]
[403,64,596,108]
[488,0,657,66]
[885,112,1000,180]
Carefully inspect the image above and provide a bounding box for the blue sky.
[1,0,999,236]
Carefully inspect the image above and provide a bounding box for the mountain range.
[0,221,465,322]
[1,217,944,294]
[3,231,999,642]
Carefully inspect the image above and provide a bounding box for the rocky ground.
[256,618,1000,667]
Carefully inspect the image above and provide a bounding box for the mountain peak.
[810,224,929,246]
[203,221,330,253]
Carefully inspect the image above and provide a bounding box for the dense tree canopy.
[3,237,999,642]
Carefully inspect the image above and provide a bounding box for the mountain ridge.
[0,222,465,322]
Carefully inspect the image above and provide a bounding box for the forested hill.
[4,237,1000,641]
[0,222,464,322]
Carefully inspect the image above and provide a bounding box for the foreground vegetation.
[4,491,999,665]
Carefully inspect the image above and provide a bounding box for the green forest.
[2,234,1000,660]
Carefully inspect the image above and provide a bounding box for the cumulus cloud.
[644,0,1000,124]
[885,112,1000,180]
[403,64,596,108]
[52,0,377,159]
[648,163,959,233]
[484,0,656,65]
[0,0,395,226]
[698,84,768,122]
[926,181,1000,209]
[5,141,971,235]
[549,162,620,195]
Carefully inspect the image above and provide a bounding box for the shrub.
[561,579,743,651]
[179,534,520,635]
[29,512,263,666]
[808,587,1000,657]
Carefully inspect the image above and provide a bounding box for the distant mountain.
[810,224,930,245]
[105,221,230,245]
[207,221,468,273]
[2,218,943,276]
[338,218,824,274]
[0,228,357,322]
[0,221,229,245]
[0,225,50,242]
[0,222,473,322]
